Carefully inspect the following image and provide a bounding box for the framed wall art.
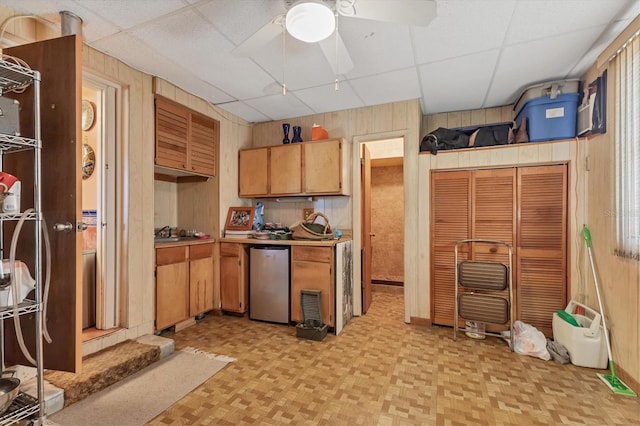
[225,206,255,231]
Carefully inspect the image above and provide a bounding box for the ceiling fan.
[233,0,437,76]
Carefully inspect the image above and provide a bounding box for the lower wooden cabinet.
[155,243,214,330]
[189,244,214,317]
[290,246,334,326]
[155,246,189,330]
[220,242,248,313]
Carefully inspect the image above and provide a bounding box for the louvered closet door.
[471,169,516,263]
[431,171,471,326]
[517,164,568,337]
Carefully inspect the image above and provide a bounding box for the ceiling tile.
[244,93,314,121]
[128,9,276,100]
[419,50,499,114]
[488,26,609,106]
[339,18,415,78]
[195,0,286,47]
[217,101,270,123]
[93,33,234,104]
[293,81,364,114]
[413,0,515,64]
[350,68,421,106]
[250,35,337,91]
[506,0,630,45]
[75,0,190,31]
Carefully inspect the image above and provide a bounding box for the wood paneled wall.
[580,28,640,386]
[252,100,422,318]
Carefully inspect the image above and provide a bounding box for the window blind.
[614,34,640,260]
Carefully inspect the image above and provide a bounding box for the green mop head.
[597,362,637,397]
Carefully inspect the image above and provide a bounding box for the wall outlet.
[303,208,314,220]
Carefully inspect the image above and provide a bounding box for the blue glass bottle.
[292,126,303,143]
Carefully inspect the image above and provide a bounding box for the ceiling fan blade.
[232,16,284,57]
[319,31,354,75]
[338,0,437,26]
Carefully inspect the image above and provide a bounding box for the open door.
[361,144,372,313]
[3,35,82,373]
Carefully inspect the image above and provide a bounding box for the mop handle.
[582,225,614,363]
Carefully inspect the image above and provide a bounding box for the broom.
[583,225,637,397]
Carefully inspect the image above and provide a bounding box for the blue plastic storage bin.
[515,93,579,142]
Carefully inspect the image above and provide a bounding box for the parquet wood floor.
[148,291,640,425]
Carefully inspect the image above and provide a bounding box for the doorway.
[81,73,120,340]
[354,134,405,317]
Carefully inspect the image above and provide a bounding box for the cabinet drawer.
[221,242,243,257]
[292,246,332,263]
[189,243,213,259]
[156,246,188,265]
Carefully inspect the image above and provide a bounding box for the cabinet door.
[189,113,218,176]
[189,257,214,316]
[156,262,189,330]
[291,247,334,326]
[155,97,188,170]
[304,139,343,194]
[270,144,302,195]
[430,171,471,326]
[220,243,248,313]
[517,164,567,337]
[239,148,268,197]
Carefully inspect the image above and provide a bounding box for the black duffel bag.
[420,128,469,155]
[469,124,513,147]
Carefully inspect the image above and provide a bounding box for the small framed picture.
[225,207,255,231]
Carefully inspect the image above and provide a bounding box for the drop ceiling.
[2,0,639,123]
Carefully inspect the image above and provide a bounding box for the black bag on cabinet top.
[469,124,513,147]
[420,127,469,155]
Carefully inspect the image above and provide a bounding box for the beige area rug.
[49,347,235,426]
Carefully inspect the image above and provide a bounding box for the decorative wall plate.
[82,143,96,179]
[81,99,96,131]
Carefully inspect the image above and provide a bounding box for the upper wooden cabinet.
[238,138,349,198]
[239,147,268,196]
[155,96,218,177]
[271,144,302,195]
[303,139,345,194]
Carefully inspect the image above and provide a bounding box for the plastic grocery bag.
[513,320,551,360]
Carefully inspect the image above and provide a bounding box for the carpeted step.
[44,340,160,407]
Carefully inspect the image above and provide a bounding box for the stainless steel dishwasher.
[249,246,290,324]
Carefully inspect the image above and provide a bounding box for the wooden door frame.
[82,72,123,331]
[351,130,409,320]
[361,144,372,314]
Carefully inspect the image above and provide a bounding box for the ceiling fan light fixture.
[286,1,336,43]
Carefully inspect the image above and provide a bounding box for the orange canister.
[311,124,328,141]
